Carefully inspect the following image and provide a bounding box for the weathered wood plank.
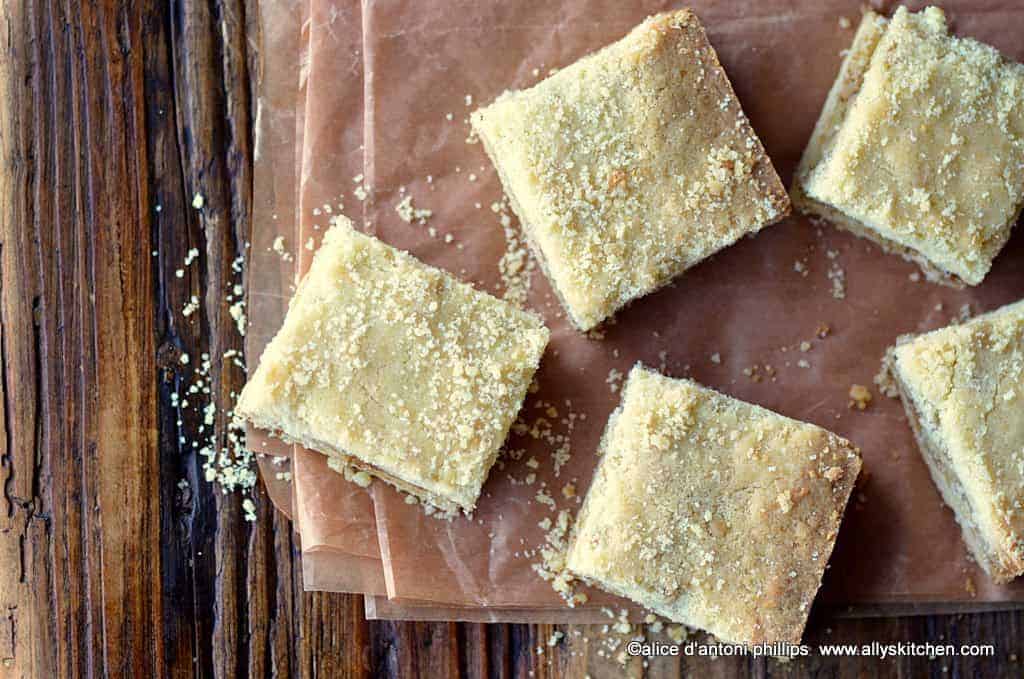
[1,0,164,677]
[0,0,51,675]
[163,0,262,674]
[296,591,369,679]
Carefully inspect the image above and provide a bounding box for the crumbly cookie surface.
[236,217,549,512]
[566,366,860,644]
[797,7,1024,285]
[887,299,1024,582]
[472,10,789,330]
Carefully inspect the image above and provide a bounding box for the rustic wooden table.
[1,1,1022,677]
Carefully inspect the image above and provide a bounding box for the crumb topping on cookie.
[802,7,1024,284]
[473,10,789,330]
[890,299,1024,579]
[237,217,549,512]
[567,366,860,644]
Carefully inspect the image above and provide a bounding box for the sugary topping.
[803,7,1024,284]
[891,299,1024,575]
[567,366,860,644]
[236,216,549,511]
[472,10,788,330]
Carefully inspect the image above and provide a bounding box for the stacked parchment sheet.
[249,0,1024,624]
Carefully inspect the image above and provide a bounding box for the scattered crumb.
[182,295,200,317]
[874,363,900,398]
[838,15,851,29]
[242,498,256,522]
[192,193,204,209]
[606,368,624,393]
[710,352,721,365]
[169,240,256,514]
[826,250,846,299]
[271,236,293,262]
[227,283,246,337]
[531,509,586,606]
[395,194,433,224]
[848,384,872,410]
[742,364,776,383]
[493,197,536,307]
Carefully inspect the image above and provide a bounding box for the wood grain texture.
[0,0,1022,678]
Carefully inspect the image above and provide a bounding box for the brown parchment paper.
[294,443,388,595]
[289,0,393,594]
[248,0,311,518]
[264,0,1024,617]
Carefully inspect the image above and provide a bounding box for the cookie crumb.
[395,195,432,224]
[874,363,900,398]
[271,235,293,262]
[826,251,846,299]
[848,384,872,410]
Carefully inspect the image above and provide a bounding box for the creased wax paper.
[254,0,1024,619]
[248,0,310,517]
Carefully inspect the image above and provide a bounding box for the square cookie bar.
[883,299,1024,583]
[236,217,549,513]
[565,366,860,643]
[566,366,861,644]
[793,7,1024,286]
[471,10,789,331]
